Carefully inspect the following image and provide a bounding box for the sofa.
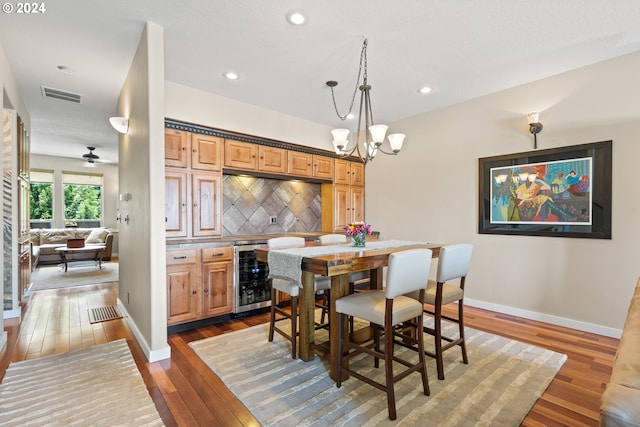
[600,277,640,427]
[30,228,114,268]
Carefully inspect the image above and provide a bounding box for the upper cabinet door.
[165,129,189,168]
[165,170,189,238]
[191,173,222,237]
[350,161,365,186]
[224,139,258,170]
[191,134,223,171]
[313,155,334,180]
[259,146,287,173]
[334,159,350,185]
[288,151,313,177]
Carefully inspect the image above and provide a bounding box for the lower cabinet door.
[167,263,199,325]
[201,260,233,317]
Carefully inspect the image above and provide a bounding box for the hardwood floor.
[1,282,618,426]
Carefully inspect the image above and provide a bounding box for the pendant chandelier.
[327,38,405,165]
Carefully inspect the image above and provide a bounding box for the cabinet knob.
[203,288,209,294]
[192,290,197,295]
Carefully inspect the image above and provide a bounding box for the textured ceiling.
[1,0,640,165]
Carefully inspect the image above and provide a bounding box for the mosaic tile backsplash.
[222,175,321,235]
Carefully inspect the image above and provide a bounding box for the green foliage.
[30,182,52,219]
[64,184,102,220]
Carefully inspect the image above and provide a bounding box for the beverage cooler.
[233,242,271,313]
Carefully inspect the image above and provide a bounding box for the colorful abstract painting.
[490,157,592,225]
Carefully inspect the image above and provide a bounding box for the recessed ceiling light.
[57,65,74,75]
[418,86,432,94]
[286,10,306,25]
[223,71,239,80]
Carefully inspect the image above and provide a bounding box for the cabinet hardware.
[192,290,197,295]
[173,255,187,260]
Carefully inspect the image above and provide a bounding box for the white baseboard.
[3,309,20,319]
[117,299,171,362]
[465,298,622,339]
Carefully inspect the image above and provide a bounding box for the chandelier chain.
[329,39,369,121]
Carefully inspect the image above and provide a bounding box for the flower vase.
[352,232,366,247]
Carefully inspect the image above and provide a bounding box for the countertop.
[166,232,326,249]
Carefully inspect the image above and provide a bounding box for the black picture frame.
[478,140,612,239]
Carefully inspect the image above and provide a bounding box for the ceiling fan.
[82,146,102,164]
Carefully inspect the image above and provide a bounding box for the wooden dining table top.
[254,242,442,275]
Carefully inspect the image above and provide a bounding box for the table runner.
[267,239,428,286]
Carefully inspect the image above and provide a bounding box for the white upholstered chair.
[267,236,331,358]
[335,248,432,420]
[420,243,473,380]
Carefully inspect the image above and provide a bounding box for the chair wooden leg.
[290,295,297,359]
[374,325,381,368]
[384,322,397,420]
[458,301,468,364]
[268,289,277,342]
[435,304,445,380]
[416,315,430,396]
[336,313,344,388]
[320,290,329,324]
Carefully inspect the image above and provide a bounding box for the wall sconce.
[527,112,543,149]
[109,116,129,134]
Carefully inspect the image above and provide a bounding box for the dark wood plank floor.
[0,282,618,426]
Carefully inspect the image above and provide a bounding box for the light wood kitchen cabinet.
[333,184,365,230]
[287,151,313,177]
[167,247,234,325]
[313,155,334,180]
[191,173,222,237]
[224,139,287,174]
[224,139,258,170]
[165,128,222,239]
[201,247,234,317]
[258,146,287,173]
[287,152,334,180]
[165,129,189,168]
[322,159,365,231]
[165,170,189,238]
[191,133,223,171]
[165,170,222,238]
[167,249,199,325]
[334,158,365,186]
[165,129,223,171]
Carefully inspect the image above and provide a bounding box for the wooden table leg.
[60,251,68,272]
[298,271,316,362]
[370,266,384,290]
[330,273,350,381]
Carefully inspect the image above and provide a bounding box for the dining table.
[254,239,442,381]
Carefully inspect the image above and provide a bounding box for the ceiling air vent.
[41,86,82,103]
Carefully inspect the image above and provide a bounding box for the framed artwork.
[478,140,612,239]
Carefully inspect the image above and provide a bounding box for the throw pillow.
[86,228,109,244]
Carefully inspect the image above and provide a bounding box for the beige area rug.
[190,317,567,427]
[0,339,163,426]
[31,261,118,291]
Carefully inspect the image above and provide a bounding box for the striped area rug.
[0,339,163,426]
[190,318,566,427]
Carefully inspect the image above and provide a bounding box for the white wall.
[165,81,333,149]
[366,51,640,337]
[117,22,169,362]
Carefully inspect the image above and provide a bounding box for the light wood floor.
[1,282,618,426]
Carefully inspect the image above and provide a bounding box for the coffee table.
[55,245,107,272]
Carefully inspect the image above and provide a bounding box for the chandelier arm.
[373,146,399,156]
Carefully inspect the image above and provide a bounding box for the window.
[63,171,103,228]
[30,169,53,229]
